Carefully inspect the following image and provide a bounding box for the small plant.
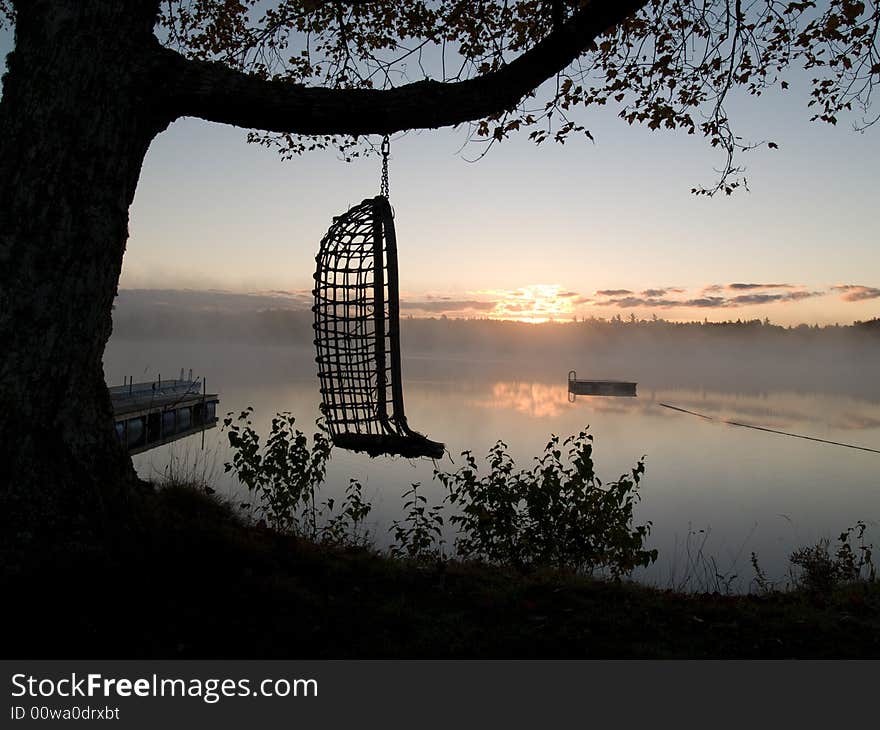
[790,540,839,594]
[389,483,445,561]
[435,441,523,567]
[156,443,219,493]
[223,408,372,545]
[750,551,774,595]
[318,478,373,547]
[835,521,876,583]
[223,409,374,544]
[668,526,740,594]
[789,521,876,594]
[435,430,657,578]
[222,408,337,537]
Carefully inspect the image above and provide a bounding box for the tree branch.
[163,0,649,136]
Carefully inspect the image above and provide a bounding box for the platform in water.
[567,371,637,397]
[110,378,220,454]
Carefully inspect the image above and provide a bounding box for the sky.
[1,18,878,326]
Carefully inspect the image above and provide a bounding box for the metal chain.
[380,134,390,199]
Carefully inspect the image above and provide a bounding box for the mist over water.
[105,292,880,590]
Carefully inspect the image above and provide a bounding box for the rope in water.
[657,402,880,455]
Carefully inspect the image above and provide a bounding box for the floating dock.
[110,375,219,455]
[568,370,637,398]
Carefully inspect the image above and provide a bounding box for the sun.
[486,284,578,323]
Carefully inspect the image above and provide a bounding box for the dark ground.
[3,485,878,659]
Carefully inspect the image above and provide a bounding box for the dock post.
[201,378,206,449]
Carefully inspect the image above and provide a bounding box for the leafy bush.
[435,430,657,578]
[222,409,370,543]
[389,483,445,561]
[319,478,373,547]
[789,521,876,594]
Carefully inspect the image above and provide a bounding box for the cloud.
[729,291,822,305]
[704,283,798,295]
[596,289,633,296]
[595,296,681,308]
[640,287,687,297]
[832,285,880,302]
[727,282,795,291]
[784,290,823,302]
[400,299,497,313]
[684,297,728,308]
[592,289,823,310]
[595,295,730,309]
[729,294,777,305]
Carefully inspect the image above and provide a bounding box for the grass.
[3,482,879,658]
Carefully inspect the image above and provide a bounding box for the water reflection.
[470,382,574,418]
[473,379,880,436]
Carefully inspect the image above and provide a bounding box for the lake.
[104,338,880,591]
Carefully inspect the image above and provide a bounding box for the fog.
[111,289,880,400]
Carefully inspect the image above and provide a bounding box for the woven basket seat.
[312,196,444,459]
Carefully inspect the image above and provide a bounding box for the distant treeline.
[109,290,880,397]
[111,292,880,350]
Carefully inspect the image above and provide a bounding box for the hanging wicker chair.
[312,195,444,459]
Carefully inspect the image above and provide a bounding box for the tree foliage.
[2,2,876,191]
[142,1,880,192]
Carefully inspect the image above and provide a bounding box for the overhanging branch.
[163,0,648,136]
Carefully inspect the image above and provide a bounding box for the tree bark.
[0,0,170,539]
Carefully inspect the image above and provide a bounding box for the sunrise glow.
[482,284,579,323]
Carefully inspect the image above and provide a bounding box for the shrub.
[222,409,370,543]
[789,521,876,594]
[319,478,373,547]
[389,483,445,561]
[435,430,657,578]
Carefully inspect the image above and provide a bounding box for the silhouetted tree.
[0,1,877,531]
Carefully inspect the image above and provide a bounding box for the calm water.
[105,339,880,590]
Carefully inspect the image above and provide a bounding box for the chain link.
[380,134,390,199]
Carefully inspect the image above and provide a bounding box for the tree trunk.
[0,1,168,540]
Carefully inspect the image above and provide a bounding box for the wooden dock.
[110,377,220,455]
[567,370,637,398]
